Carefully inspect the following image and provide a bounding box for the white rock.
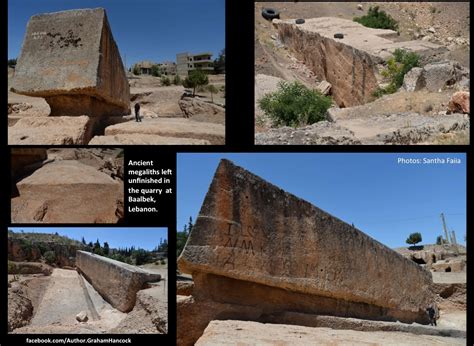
[76,311,88,322]
[428,27,436,33]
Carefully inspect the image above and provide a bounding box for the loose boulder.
[11,8,130,117]
[447,91,469,114]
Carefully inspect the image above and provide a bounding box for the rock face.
[76,251,161,312]
[403,61,470,92]
[12,160,122,223]
[178,97,225,119]
[11,8,130,116]
[8,116,97,145]
[179,159,435,325]
[11,148,47,177]
[274,17,445,107]
[8,287,34,332]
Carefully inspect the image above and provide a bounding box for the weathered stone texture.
[11,148,47,177]
[12,160,121,223]
[179,159,435,324]
[274,17,445,107]
[8,116,97,145]
[76,251,161,312]
[11,8,130,116]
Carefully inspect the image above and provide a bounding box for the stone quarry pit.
[273,17,446,108]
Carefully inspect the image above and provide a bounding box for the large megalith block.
[12,160,122,223]
[178,159,436,324]
[11,8,130,116]
[76,251,161,312]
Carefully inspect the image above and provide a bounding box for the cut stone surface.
[8,116,97,145]
[179,159,435,324]
[273,17,446,106]
[89,133,210,145]
[11,8,130,116]
[196,320,464,346]
[103,118,225,145]
[12,160,121,223]
[76,251,161,312]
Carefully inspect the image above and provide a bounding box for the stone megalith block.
[178,159,435,324]
[11,8,130,116]
[76,251,161,312]
[11,148,47,177]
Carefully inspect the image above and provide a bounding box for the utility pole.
[440,213,450,245]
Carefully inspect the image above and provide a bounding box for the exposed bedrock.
[274,17,446,107]
[178,159,436,326]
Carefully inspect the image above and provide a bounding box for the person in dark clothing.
[134,103,141,122]
[426,306,437,326]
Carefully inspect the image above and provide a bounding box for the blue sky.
[9,227,168,251]
[178,153,466,248]
[8,0,225,68]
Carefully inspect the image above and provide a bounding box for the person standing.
[134,102,141,122]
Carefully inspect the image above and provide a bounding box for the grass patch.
[372,49,420,97]
[258,81,332,127]
[354,6,398,31]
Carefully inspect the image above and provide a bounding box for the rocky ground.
[255,2,470,145]
[11,148,124,223]
[8,73,225,145]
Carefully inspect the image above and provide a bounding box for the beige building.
[158,61,177,76]
[133,60,155,75]
[176,52,214,76]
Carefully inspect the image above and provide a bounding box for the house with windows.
[176,52,214,76]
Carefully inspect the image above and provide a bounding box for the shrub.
[173,74,181,85]
[151,64,161,77]
[406,232,422,247]
[258,81,332,127]
[354,6,398,31]
[160,259,166,265]
[44,251,56,265]
[373,48,420,97]
[161,76,171,86]
[132,65,141,75]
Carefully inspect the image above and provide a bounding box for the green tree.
[207,84,219,103]
[406,232,422,247]
[213,49,225,74]
[81,237,86,245]
[182,70,209,97]
[176,231,189,258]
[44,251,56,265]
[103,242,110,255]
[259,81,332,127]
[132,65,141,75]
[151,64,161,77]
[436,235,445,245]
[133,249,151,265]
[187,216,194,235]
[93,239,102,255]
[173,74,181,85]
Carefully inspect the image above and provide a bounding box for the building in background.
[133,60,155,75]
[176,52,214,76]
[158,61,177,76]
